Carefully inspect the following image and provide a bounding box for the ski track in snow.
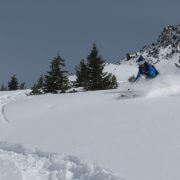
[0,90,122,179]
[0,142,122,180]
[0,91,28,123]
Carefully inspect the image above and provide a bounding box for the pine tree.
[104,73,118,89]
[19,82,26,90]
[111,75,118,88]
[76,43,118,90]
[85,43,105,90]
[0,84,7,91]
[31,75,45,95]
[8,75,19,90]
[36,75,44,90]
[44,54,69,93]
[75,59,89,87]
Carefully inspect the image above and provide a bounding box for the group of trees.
[0,75,26,91]
[31,43,118,95]
[1,43,118,95]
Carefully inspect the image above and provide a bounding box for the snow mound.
[0,142,121,180]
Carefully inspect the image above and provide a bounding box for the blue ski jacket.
[135,62,158,81]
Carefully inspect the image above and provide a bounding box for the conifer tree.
[102,73,118,89]
[19,82,26,90]
[75,59,89,87]
[8,75,19,90]
[75,43,118,90]
[44,53,69,93]
[0,84,7,91]
[36,75,44,90]
[31,75,45,95]
[85,43,105,90]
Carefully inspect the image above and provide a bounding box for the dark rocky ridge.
[125,24,180,62]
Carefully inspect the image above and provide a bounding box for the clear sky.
[0,0,179,86]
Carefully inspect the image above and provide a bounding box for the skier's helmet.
[137,56,145,65]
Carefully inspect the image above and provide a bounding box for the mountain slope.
[1,24,180,180]
[1,85,180,180]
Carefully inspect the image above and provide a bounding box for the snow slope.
[1,69,180,180]
[1,47,180,179]
[0,91,121,180]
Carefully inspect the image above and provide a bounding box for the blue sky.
[0,0,179,86]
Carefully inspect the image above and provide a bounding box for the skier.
[134,56,159,82]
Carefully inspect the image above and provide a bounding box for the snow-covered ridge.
[123,24,180,64]
[0,142,122,180]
